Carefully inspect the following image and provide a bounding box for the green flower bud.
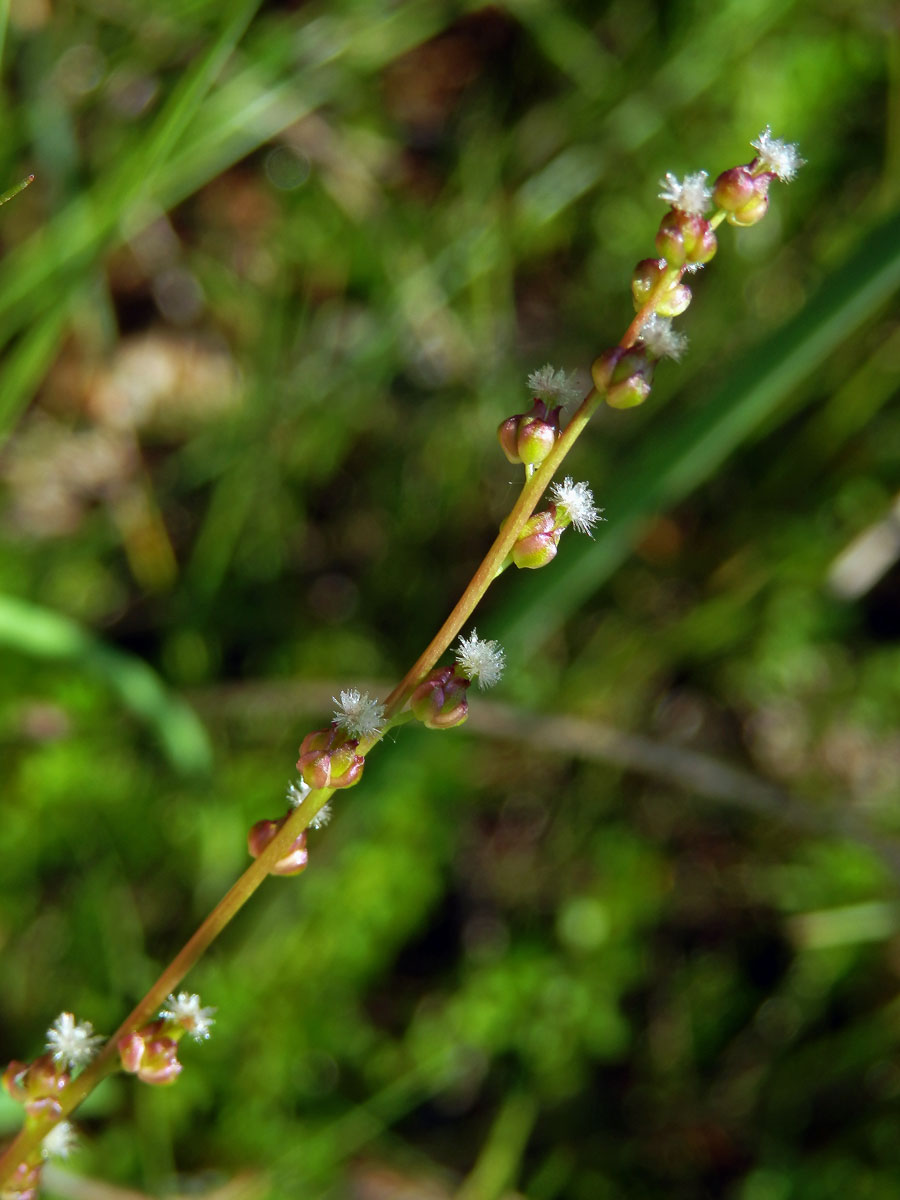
[631,257,691,317]
[511,509,561,569]
[497,400,561,467]
[592,345,655,409]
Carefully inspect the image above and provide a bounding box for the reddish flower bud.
[3,1061,31,1103]
[118,1023,182,1086]
[3,1055,69,1120]
[712,165,771,227]
[497,415,522,463]
[656,210,717,267]
[297,725,365,790]
[631,258,692,317]
[5,1160,42,1200]
[511,509,562,569]
[248,817,309,876]
[410,666,470,729]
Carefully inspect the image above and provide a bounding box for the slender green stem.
[0,196,737,1186]
[0,175,34,208]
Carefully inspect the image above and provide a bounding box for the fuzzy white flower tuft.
[638,313,688,361]
[42,1120,78,1161]
[286,778,311,808]
[45,1013,104,1070]
[333,688,385,738]
[288,780,330,828]
[159,992,216,1042]
[550,477,604,536]
[658,170,711,215]
[750,126,805,182]
[526,364,582,408]
[455,629,505,690]
[310,803,332,830]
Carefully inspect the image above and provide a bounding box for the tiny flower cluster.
[1,1011,105,1197]
[498,365,583,473]
[118,992,215,1087]
[591,126,802,410]
[409,631,505,730]
[510,477,603,568]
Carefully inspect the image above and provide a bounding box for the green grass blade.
[0,594,213,775]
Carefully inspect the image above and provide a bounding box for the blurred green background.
[1,1,899,1197]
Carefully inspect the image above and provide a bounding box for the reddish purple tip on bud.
[713,166,771,227]
[248,817,309,876]
[410,666,470,729]
[118,1024,182,1086]
[497,399,561,467]
[511,509,562,569]
[592,345,655,410]
[631,258,692,317]
[297,726,365,790]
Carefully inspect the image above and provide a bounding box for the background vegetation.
[1,1,899,1197]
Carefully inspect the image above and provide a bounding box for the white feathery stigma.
[286,778,311,808]
[332,688,385,738]
[526,364,582,408]
[159,992,216,1041]
[750,126,805,182]
[638,313,688,362]
[550,477,604,536]
[309,803,332,830]
[455,629,505,691]
[658,170,711,215]
[45,1012,104,1070]
[288,779,330,827]
[42,1120,78,1160]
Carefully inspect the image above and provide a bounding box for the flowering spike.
[332,689,384,738]
[750,126,805,182]
[159,993,216,1042]
[658,170,711,215]
[549,478,604,536]
[45,1013,104,1070]
[455,630,505,690]
[526,364,581,408]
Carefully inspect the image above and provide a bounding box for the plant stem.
[0,232,690,1183]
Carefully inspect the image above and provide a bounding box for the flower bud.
[2,1055,69,1119]
[410,666,470,729]
[118,1023,182,1086]
[631,258,691,317]
[591,345,655,410]
[497,400,561,467]
[511,509,561,569]
[5,1160,42,1200]
[655,210,717,267]
[248,817,309,876]
[712,166,770,227]
[297,726,365,790]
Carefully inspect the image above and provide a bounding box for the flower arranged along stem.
[0,128,803,1193]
